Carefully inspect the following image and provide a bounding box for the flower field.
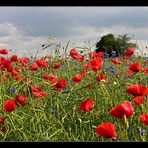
[0,47,148,142]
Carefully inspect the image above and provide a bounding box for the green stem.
[122,115,129,141]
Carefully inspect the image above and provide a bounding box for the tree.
[96,34,116,52]
[116,34,137,55]
[96,33,138,57]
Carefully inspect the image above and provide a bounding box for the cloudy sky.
[0,7,148,57]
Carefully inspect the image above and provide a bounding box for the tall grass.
[0,44,147,142]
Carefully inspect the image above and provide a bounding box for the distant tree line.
[95,34,138,57]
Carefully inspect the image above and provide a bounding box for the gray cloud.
[0,7,148,56]
[1,7,148,37]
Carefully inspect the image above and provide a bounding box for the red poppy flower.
[52,62,61,69]
[4,99,16,112]
[32,91,48,98]
[13,67,21,72]
[48,74,58,81]
[18,57,30,66]
[83,63,90,72]
[79,99,94,112]
[1,59,11,69]
[29,62,39,71]
[0,56,5,61]
[143,68,148,74]
[89,57,102,67]
[22,57,30,63]
[11,70,18,78]
[109,101,134,118]
[97,52,104,58]
[129,62,141,72]
[0,117,4,124]
[0,49,8,54]
[79,71,86,78]
[31,85,42,92]
[70,48,79,58]
[31,85,48,98]
[14,75,19,80]
[110,58,121,65]
[70,48,84,62]
[49,76,58,85]
[14,74,24,81]
[139,114,148,125]
[127,69,133,77]
[7,66,13,72]
[15,94,27,106]
[42,73,58,83]
[89,57,103,72]
[50,79,57,84]
[10,55,18,62]
[125,47,134,56]
[0,56,5,63]
[96,122,117,138]
[54,78,67,91]
[127,84,148,96]
[88,51,97,59]
[133,96,144,105]
[76,55,84,62]
[42,73,50,80]
[91,66,100,71]
[1,76,7,81]
[89,51,104,59]
[36,59,48,67]
[72,73,83,82]
[96,73,106,81]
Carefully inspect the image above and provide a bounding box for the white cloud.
[0,23,21,36]
[0,23,49,56]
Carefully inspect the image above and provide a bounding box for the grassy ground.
[0,50,147,141]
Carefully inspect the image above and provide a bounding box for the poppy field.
[0,46,148,142]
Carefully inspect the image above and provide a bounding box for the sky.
[0,6,148,57]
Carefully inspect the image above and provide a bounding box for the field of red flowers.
[0,47,148,141]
